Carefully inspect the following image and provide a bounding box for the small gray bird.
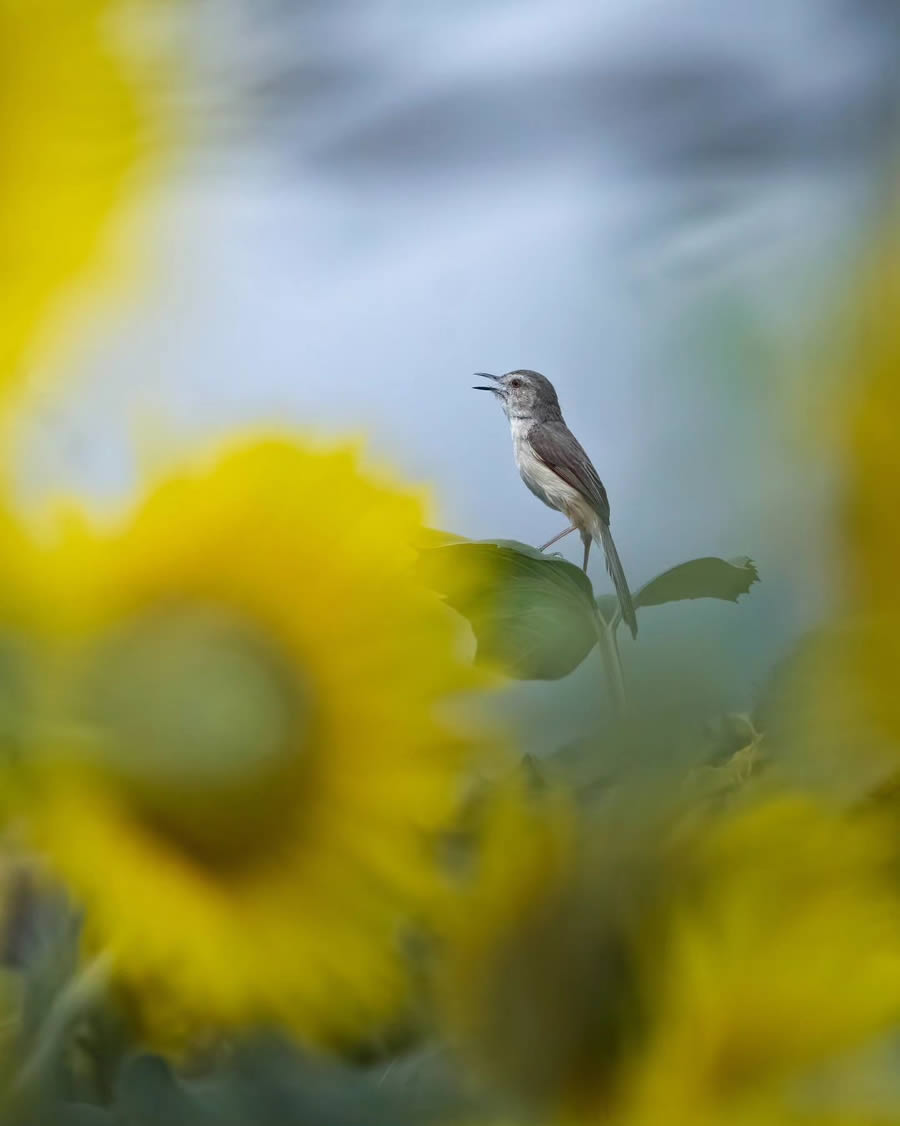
[474,369,637,638]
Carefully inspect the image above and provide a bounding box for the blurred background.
[21,0,900,756]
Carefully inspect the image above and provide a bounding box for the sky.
[17,0,900,749]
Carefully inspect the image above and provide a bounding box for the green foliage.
[628,554,758,609]
[417,539,598,679]
[1,1035,471,1126]
[419,538,759,680]
[598,555,758,624]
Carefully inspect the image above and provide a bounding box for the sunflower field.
[3,4,900,1126]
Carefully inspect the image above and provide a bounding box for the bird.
[473,368,637,638]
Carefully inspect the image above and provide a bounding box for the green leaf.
[114,1055,205,1126]
[537,739,620,799]
[54,1107,113,1126]
[417,539,599,680]
[608,556,759,618]
[212,1039,474,1126]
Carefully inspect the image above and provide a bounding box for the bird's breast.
[511,424,581,517]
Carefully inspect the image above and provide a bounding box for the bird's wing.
[529,421,611,525]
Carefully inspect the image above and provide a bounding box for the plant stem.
[15,951,112,1094]
[593,609,626,718]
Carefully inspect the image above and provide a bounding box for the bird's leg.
[539,524,576,552]
[581,530,592,573]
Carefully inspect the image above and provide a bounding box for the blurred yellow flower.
[441,792,900,1124]
[621,798,900,1126]
[439,780,640,1113]
[844,217,900,750]
[758,214,900,792]
[0,0,161,396]
[22,436,485,1048]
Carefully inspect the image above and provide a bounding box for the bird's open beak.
[473,372,501,392]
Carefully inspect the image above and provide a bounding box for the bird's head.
[472,369,562,422]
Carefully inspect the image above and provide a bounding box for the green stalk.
[593,608,626,718]
[15,952,112,1094]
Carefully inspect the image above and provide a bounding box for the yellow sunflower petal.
[759,211,900,789]
[844,215,900,749]
[0,0,165,398]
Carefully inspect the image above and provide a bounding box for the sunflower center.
[86,604,309,869]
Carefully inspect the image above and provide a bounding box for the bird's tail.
[595,522,638,639]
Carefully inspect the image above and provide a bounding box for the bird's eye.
[509,378,522,389]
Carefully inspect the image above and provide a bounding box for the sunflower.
[621,798,900,1126]
[0,0,164,398]
[844,214,900,751]
[21,435,489,1048]
[440,793,900,1123]
[764,213,900,790]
